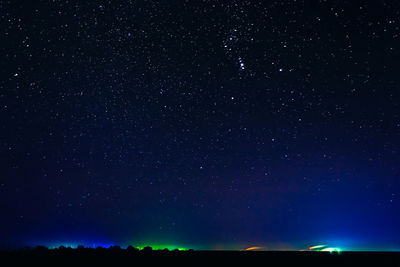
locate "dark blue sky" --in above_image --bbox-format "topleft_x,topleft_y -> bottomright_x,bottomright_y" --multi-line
1,0 -> 400,250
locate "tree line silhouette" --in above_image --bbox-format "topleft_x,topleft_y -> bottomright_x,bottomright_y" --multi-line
26,245 -> 194,253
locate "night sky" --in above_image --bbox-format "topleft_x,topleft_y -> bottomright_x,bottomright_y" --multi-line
1,0 -> 400,251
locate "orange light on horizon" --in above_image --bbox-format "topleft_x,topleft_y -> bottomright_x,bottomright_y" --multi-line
243,246 -> 263,251
308,245 -> 326,251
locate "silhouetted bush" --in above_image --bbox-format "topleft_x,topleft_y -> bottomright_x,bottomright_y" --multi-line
109,245 -> 121,251
142,246 -> 152,252
126,245 -> 139,252
35,246 -> 48,251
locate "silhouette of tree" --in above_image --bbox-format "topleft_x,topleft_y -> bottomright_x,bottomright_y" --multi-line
142,246 -> 152,252
127,245 -> 139,252
110,245 -> 121,251
35,246 -> 48,251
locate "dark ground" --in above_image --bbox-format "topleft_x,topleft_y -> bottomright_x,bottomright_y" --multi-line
1,249 -> 400,266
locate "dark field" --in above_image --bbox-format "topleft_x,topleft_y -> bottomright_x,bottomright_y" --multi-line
2,249 -> 400,266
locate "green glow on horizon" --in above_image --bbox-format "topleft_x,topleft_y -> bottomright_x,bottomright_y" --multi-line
321,247 -> 341,253
308,245 -> 341,253
133,244 -> 189,251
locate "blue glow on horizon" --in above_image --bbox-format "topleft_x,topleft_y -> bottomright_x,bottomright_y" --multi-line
30,240 -> 115,249
47,242 -> 115,249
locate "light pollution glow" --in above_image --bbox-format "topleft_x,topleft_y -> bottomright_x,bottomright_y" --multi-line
308,245 -> 341,253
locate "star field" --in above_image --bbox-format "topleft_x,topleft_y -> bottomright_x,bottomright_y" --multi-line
1,0 -> 400,250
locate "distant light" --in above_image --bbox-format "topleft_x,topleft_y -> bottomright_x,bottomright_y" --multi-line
321,247 -> 341,253
243,246 -> 263,251
309,245 -> 326,250
308,245 -> 342,253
